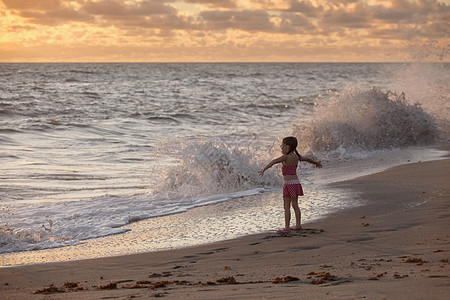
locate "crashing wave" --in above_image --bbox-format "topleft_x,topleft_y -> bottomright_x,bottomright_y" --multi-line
293,87 -> 439,158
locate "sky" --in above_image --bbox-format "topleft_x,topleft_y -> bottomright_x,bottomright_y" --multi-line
0,0 -> 449,62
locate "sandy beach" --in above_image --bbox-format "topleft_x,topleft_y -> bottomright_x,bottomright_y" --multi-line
1,158 -> 449,299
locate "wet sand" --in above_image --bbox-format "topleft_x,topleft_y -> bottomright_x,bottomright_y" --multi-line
1,159 -> 449,299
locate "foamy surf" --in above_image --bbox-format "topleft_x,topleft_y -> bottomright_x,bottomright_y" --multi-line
1,139 -> 280,254
0,187 -> 271,254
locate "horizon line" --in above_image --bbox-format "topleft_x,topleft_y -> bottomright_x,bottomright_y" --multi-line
1,61 -> 448,64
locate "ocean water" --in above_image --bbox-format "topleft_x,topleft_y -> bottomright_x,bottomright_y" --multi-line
1,63 -> 449,266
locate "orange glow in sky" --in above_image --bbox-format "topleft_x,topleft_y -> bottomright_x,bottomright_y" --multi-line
0,0 -> 449,62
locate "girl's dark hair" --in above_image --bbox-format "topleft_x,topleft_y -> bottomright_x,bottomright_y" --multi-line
283,136 -> 301,158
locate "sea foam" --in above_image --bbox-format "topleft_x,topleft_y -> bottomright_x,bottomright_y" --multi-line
293,87 -> 439,160
0,140 -> 276,254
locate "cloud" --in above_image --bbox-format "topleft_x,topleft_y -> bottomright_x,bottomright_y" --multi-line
19,9 -> 93,26
7,24 -> 36,31
366,0 -> 450,39
199,9 -> 275,32
372,0 -> 449,24
2,0 -> 92,25
423,21 -> 450,38
278,12 -> 317,34
1,0 -> 193,30
82,1 -> 198,31
83,0 -> 177,17
320,2 -> 373,29
1,0 -> 448,61
184,0 -> 238,9
122,14 -> 199,31
3,0 -> 448,36
286,0 -> 324,17
2,0 -> 64,11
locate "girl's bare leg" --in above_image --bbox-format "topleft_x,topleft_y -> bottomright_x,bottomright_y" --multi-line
291,197 -> 301,228
283,197 -> 292,229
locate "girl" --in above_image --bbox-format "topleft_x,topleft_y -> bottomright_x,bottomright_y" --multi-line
259,136 -> 322,233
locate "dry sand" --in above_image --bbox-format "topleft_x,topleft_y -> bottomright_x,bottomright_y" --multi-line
1,159 -> 449,299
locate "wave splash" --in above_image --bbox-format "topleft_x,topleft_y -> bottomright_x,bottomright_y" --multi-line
293,87 -> 440,160
0,140 -> 280,254
153,140 -> 281,199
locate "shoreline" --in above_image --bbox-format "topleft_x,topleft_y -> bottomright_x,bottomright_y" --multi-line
2,145 -> 447,267
1,159 -> 449,299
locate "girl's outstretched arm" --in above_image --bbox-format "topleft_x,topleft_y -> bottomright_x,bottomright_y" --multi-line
259,155 -> 287,176
300,156 -> 323,168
